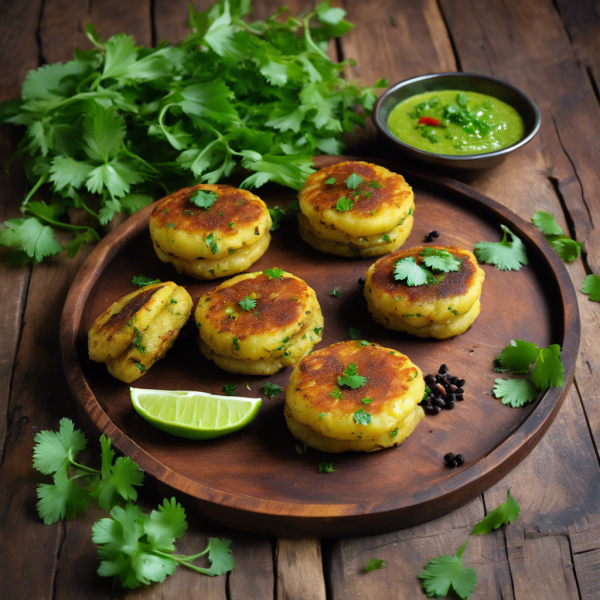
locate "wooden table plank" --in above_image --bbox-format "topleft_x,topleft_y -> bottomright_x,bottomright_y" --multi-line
276,538 -> 327,600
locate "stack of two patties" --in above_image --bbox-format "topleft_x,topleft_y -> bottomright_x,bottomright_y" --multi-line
298,161 -> 415,258
284,340 -> 425,453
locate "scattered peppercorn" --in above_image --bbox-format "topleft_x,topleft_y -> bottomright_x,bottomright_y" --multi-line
443,452 -> 465,468
358,276 -> 366,286
420,364 -> 467,415
425,230 -> 441,242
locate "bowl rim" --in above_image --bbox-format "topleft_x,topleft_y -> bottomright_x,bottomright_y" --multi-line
372,71 -> 541,163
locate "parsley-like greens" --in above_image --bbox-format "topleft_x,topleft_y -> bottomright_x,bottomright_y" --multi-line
531,211 -> 582,262
581,274 -> 600,301
261,382 -> 283,398
0,0 -> 385,264
324,177 -> 336,185
330,287 -> 342,298
349,327 -> 361,339
493,339 -> 565,407
264,267 -> 285,279
33,418 -> 144,524
222,384 -> 237,396
394,256 -> 434,286
365,558 -> 386,572
329,388 -> 344,399
268,206 -> 287,231
338,363 -> 367,389
336,197 -> 353,212
474,224 -> 528,271
420,490 -> 521,598
420,247 -> 462,272
238,296 -> 256,311
206,233 -> 219,254
353,409 -> 371,425
132,274 -> 161,287
345,172 -> 364,189
92,500 -> 234,588
295,444 -> 308,454
190,190 -> 218,210
318,462 -> 336,473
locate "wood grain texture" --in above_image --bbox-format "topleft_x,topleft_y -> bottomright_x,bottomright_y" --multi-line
276,538 -> 327,600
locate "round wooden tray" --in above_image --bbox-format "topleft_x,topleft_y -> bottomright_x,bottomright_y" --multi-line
60,156 -> 580,537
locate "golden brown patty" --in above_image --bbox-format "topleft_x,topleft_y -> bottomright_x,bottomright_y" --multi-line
195,270 -> 323,375
149,183 -> 271,278
285,341 -> 425,452
88,282 -> 192,382
364,245 -> 485,338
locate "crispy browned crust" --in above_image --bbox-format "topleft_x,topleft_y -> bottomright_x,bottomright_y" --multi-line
150,184 -> 265,237
300,161 -> 411,215
292,341 -> 417,417
369,245 -> 478,302
99,286 -> 166,336
202,273 -> 312,340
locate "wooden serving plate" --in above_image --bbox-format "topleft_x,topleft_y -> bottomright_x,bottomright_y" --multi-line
60,156 -> 580,537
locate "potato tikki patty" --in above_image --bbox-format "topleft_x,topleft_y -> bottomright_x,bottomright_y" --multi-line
285,341 -> 425,453
298,161 -> 414,257
195,269 -> 324,375
88,282 -> 192,383
364,245 -> 485,339
150,184 -> 272,279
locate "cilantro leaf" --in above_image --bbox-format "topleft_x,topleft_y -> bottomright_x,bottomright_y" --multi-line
353,409 -> 371,425
419,247 -> 462,272
336,197 -> 353,212
0,217 -> 63,263
365,558 -> 386,572
296,444 -> 308,454
222,384 -> 237,396
132,275 -> 161,287
261,382 -> 283,398
144,497 -> 188,552
496,340 -> 540,373
532,211 -> 582,262
530,344 -> 565,391
345,172 -> 364,190
493,378 -> 538,407
369,180 -> 383,189
324,177 -> 336,185
471,490 -> 521,535
33,417 -> 87,475
37,467 -> 91,525
264,267 -> 284,279
239,296 -> 256,311
330,287 -> 341,298
329,388 -> 344,399
349,327 -> 361,340
190,538 -> 236,576
90,435 -> 144,510
582,274 -> 600,301
338,363 -> 367,389
190,190 -> 218,210
268,205 -> 287,231
531,211 -> 563,236
393,256 -> 433,286
318,462 -> 336,473
474,224 -> 528,271
419,541 -> 477,600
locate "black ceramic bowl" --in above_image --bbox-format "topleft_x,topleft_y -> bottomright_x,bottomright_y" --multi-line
372,72 -> 541,169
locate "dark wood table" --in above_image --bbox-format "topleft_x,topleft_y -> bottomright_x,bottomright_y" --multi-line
2,1 -> 600,598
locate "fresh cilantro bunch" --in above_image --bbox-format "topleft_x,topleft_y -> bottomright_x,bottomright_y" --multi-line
92,500 -> 234,588
0,0 -> 385,264
493,339 -> 565,407
474,224 -> 528,271
531,211 -> 582,262
394,247 -> 462,286
33,418 -> 144,524
420,490 -> 520,599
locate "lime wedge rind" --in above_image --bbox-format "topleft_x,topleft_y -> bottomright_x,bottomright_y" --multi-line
130,387 -> 262,440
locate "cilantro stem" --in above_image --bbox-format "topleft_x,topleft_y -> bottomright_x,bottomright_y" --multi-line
302,14 -> 330,60
23,172 -> 49,205
71,188 -> 100,220
24,209 -> 99,236
68,458 -> 100,476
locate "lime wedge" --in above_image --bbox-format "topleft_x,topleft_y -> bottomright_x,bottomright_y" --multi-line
130,387 -> 262,440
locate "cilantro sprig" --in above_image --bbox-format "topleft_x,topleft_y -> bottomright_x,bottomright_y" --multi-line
261,381 -> 283,398
264,267 -> 285,279
132,274 -> 161,287
531,211 -> 582,262
474,225 -> 528,271
493,339 -> 565,407
238,296 -> 256,311
420,490 -> 520,598
394,247 -> 463,287
582,274 -> 600,301
0,0 -> 385,264
338,363 -> 367,389
33,418 -> 144,524
190,190 -> 218,210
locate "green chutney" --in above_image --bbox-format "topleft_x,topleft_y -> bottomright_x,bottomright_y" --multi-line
387,90 -> 525,155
